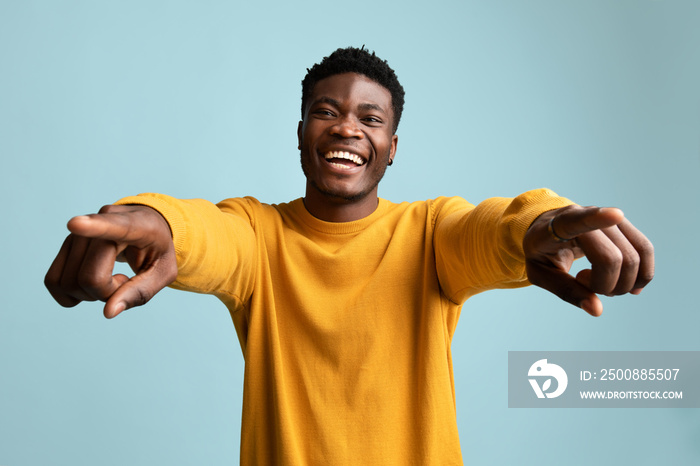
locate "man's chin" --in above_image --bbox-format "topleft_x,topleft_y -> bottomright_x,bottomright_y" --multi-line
320,188 -> 370,203
310,181 -> 375,204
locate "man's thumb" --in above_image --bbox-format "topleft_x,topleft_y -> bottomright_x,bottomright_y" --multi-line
102,270 -> 168,318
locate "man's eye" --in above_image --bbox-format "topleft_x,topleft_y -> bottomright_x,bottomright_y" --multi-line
314,109 -> 334,117
363,117 -> 382,124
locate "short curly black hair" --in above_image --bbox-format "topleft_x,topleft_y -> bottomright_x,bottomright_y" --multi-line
301,46 -> 405,134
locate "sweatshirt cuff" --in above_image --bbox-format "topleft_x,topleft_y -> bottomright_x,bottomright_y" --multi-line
501,188 -> 575,261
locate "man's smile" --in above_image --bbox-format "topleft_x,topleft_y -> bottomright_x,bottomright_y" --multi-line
322,150 -> 366,171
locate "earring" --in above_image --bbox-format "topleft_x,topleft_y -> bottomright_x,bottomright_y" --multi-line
388,158 -> 394,166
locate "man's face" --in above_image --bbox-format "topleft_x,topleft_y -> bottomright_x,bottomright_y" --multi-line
298,72 -> 398,205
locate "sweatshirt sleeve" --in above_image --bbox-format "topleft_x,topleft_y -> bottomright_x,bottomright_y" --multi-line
434,188 -> 573,304
114,193 -> 256,309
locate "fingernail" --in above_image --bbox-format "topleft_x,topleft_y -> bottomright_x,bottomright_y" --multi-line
599,207 -> 624,217
580,297 -> 602,317
631,288 -> 643,295
107,302 -> 126,319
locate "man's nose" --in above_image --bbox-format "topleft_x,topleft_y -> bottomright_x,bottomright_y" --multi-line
330,116 -> 364,139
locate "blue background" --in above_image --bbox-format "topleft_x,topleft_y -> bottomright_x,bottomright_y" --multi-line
1,0 -> 698,464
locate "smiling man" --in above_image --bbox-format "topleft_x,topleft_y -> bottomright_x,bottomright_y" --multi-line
299,71 -> 398,221
45,47 -> 654,464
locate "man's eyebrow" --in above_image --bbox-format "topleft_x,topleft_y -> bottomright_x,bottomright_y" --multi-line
312,96 -> 341,107
358,102 -> 386,114
311,97 -> 387,114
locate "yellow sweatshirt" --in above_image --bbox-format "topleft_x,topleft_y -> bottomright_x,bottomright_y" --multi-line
116,189 -> 571,465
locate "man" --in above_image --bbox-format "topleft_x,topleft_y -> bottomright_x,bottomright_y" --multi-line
45,47 -> 653,464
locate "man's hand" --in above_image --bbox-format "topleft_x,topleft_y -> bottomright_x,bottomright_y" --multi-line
523,205 -> 654,316
44,205 -> 178,319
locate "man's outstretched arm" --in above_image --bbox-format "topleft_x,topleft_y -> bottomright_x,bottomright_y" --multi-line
44,205 -> 178,319
524,205 -> 654,316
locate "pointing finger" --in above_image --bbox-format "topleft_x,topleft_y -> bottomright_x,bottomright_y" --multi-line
551,207 -> 625,241
67,213 -> 148,247
66,204 -> 170,249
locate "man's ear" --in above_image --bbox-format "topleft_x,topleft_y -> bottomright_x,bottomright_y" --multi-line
389,134 -> 398,164
297,121 -> 303,150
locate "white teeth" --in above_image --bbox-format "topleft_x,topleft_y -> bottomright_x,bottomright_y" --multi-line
324,151 -> 364,166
